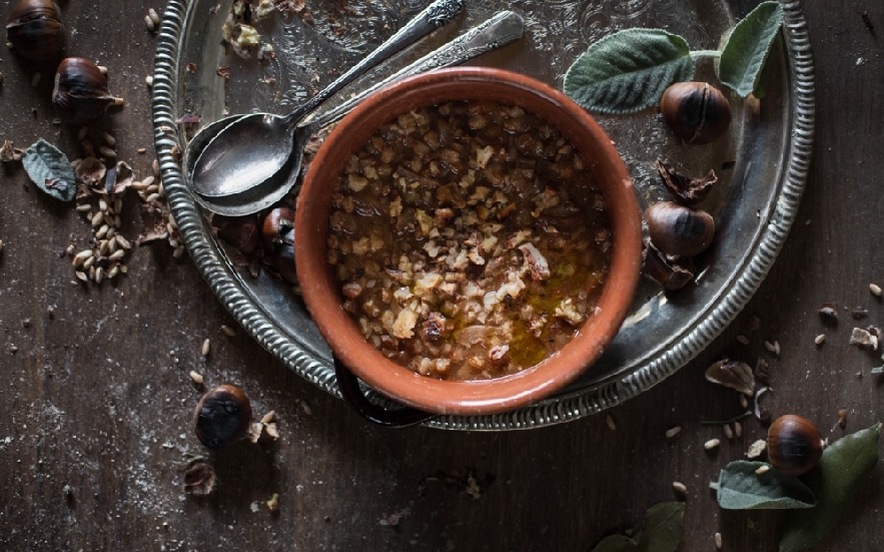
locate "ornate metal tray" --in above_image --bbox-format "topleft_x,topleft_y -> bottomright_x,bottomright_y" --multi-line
151,0 -> 814,430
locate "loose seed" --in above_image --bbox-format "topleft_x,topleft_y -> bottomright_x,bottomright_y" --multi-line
76,204 -> 92,213
189,370 -> 204,384
146,193 -> 161,203
97,65 -> 108,75
148,8 -> 161,25
740,394 -> 749,409
65,244 -> 75,256
91,211 -> 104,227
714,532 -> 723,550
672,481 -> 687,494
260,411 -> 276,424
755,465 -> 770,475
201,338 -> 211,357
114,198 -> 123,214
30,72 -> 41,88
99,198 -> 109,212
221,324 -> 237,337
75,270 -> 88,282
704,438 -> 721,450
115,235 -> 132,250
724,424 -> 734,439
665,426 -> 682,438
144,14 -> 155,32
746,439 -> 767,459
99,146 -> 116,158
108,249 -> 126,262
77,126 -> 89,141
764,340 -> 780,355
96,224 -> 109,240
82,255 -> 95,271
736,334 -> 750,345
605,414 -> 616,431
145,75 -> 154,87
73,249 -> 92,266
815,334 -> 826,346
152,160 -> 160,177
94,266 -> 104,284
871,283 -> 883,297
734,421 -> 743,438
101,131 -> 116,147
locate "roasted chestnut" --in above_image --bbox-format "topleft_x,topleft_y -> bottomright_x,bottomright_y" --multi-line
261,207 -> 297,284
194,384 -> 253,450
5,0 -> 63,62
646,201 -> 715,258
660,82 -> 732,145
213,213 -> 261,257
51,57 -> 118,125
767,414 -> 826,476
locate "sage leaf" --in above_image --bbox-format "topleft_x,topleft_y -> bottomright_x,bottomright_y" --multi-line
564,29 -> 695,115
710,460 -> 815,510
779,423 -> 881,552
22,139 -> 77,202
589,501 -> 685,552
718,1 -> 784,97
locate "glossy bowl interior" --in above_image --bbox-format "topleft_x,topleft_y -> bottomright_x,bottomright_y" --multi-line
295,67 -> 642,416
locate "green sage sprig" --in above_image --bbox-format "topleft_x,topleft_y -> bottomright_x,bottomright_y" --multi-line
563,1 -> 784,114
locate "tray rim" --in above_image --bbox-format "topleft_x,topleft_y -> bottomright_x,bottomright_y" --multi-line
151,0 -> 815,431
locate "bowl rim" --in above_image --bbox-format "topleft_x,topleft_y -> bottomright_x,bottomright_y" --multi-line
295,66 -> 642,416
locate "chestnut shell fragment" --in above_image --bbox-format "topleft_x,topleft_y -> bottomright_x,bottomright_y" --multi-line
656,159 -> 717,205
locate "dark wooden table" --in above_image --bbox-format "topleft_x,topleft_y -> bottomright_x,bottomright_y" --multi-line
1,1 -> 882,550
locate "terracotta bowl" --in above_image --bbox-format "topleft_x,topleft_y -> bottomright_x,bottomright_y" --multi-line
295,67 -> 642,417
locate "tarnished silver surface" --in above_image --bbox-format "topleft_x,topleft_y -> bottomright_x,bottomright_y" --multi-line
152,0 -> 815,430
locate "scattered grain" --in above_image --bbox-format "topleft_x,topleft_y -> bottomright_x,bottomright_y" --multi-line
101,131 -> 116,147
605,414 -> 616,431
814,334 -> 826,346
672,481 -> 687,495
298,399 -> 313,416
740,394 -> 748,409
755,465 -> 770,475
871,283 -> 883,297
763,340 -> 780,355
98,146 -> 116,158
736,334 -> 750,345
838,408 -> 847,430
145,75 -> 154,88
221,324 -> 237,337
704,438 -> 721,450
144,14 -> 155,32
189,370 -> 204,384
734,421 -> 743,438
724,424 -> 734,440
714,532 -> 723,550
200,338 -> 211,357
260,411 -> 276,424
665,426 -> 682,438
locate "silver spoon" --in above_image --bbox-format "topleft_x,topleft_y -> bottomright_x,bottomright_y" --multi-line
190,10 -> 526,217
186,0 -> 464,201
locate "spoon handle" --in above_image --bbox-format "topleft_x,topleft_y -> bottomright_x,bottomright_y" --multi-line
314,11 -> 526,129
284,0 -> 464,128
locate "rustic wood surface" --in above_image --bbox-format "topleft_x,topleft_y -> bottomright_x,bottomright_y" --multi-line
1,1 -> 882,550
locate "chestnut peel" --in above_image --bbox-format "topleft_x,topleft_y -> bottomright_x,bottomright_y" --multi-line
194,384 -> 253,449
646,201 -> 715,258
643,239 -> 696,291
660,82 -> 732,145
52,57 -> 117,125
6,0 -> 63,62
767,414 -> 825,476
656,159 -> 717,205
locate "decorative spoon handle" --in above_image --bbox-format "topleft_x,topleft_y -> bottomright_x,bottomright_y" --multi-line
314,11 -> 526,128
283,0 -> 465,129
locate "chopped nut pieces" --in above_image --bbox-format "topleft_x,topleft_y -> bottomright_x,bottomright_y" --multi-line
850,327 -> 878,350
266,493 -> 280,512
705,358 -> 755,396
818,302 -> 838,322
328,99 -> 612,380
746,439 -> 767,459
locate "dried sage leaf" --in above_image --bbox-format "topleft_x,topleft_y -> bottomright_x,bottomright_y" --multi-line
564,29 -> 694,115
590,502 -> 685,552
710,460 -> 815,510
22,139 -> 77,202
779,423 -> 881,552
718,2 -> 784,97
